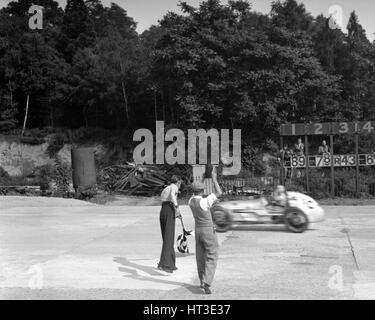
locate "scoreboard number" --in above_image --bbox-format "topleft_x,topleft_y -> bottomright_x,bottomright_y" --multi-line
341,155 -> 348,166
323,153 -> 331,166
315,156 -> 323,167
339,122 -> 349,134
362,121 -> 374,133
348,155 -> 356,166
285,154 -> 375,168
291,124 -> 295,135
359,154 -> 367,165
281,121 -> 375,136
291,155 -> 306,168
367,154 -> 375,165
315,123 -> 323,135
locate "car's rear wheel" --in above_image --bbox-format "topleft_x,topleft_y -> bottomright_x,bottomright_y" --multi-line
284,208 -> 309,233
211,207 -> 231,232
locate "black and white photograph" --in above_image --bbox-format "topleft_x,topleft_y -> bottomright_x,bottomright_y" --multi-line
1,0 -> 375,307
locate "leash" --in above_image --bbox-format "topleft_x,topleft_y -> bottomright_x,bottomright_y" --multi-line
178,215 -> 192,236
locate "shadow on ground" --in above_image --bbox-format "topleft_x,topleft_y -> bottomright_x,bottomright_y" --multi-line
113,257 -> 203,295
230,225 -> 289,232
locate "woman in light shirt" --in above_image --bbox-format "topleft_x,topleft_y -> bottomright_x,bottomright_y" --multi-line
158,175 -> 182,273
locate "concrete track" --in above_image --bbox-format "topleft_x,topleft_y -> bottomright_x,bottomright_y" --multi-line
1,196 -> 375,299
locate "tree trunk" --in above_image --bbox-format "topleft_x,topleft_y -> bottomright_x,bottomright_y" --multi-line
50,101 -> 54,128
121,80 -> 129,127
161,90 -> 166,121
119,60 -> 130,128
8,81 -> 13,108
49,87 -> 54,128
168,83 -> 174,123
154,90 -> 158,121
83,105 -> 88,128
21,94 -> 30,136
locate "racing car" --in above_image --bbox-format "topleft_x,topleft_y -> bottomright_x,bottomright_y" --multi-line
210,188 -> 325,233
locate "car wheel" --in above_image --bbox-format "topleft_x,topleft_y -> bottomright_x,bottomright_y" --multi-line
284,208 -> 309,233
211,207 -> 231,232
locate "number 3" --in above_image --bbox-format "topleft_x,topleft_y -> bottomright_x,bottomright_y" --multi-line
339,122 -> 348,133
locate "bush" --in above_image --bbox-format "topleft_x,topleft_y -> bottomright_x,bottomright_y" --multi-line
67,127 -> 116,144
76,185 -> 97,200
20,136 -> 45,145
37,165 -> 53,191
242,144 -> 268,175
19,128 -> 58,145
53,158 -> 71,197
36,158 -> 71,197
46,133 -> 67,158
0,166 -> 9,180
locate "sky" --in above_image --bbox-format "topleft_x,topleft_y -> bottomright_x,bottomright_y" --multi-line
1,0 -> 375,41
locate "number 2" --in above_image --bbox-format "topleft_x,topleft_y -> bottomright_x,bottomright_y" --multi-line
315,123 -> 323,134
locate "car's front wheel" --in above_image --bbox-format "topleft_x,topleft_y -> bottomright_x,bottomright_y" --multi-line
211,207 -> 232,232
284,208 -> 309,233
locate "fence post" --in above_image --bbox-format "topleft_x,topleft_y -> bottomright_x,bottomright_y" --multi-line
280,136 -> 284,185
330,135 -> 335,198
305,135 -> 309,193
355,133 -> 359,198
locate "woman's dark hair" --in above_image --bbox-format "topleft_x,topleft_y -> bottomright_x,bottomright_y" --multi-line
170,175 -> 181,184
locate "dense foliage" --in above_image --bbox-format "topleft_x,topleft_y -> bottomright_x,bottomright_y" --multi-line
1,0 -> 375,145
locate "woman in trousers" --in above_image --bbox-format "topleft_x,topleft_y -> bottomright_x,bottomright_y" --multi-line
158,175 -> 182,273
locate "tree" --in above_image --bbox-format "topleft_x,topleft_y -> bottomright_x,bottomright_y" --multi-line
345,11 -> 375,120
151,0 -> 340,142
270,0 -> 313,31
14,32 -> 69,129
65,2 -> 140,130
0,10 -> 21,131
59,0 -> 95,61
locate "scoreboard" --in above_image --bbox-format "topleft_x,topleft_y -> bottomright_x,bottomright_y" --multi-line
280,121 -> 375,136
285,154 -> 375,168
280,121 -> 375,196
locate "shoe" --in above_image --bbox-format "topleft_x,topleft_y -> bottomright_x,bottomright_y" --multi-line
163,268 -> 173,274
172,266 -> 178,271
203,284 -> 212,294
157,265 -> 173,273
200,281 -> 204,288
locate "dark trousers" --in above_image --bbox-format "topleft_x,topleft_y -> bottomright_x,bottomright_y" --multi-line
158,202 -> 176,270
195,226 -> 219,286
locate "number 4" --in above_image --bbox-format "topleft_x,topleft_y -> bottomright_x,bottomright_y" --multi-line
363,121 -> 374,133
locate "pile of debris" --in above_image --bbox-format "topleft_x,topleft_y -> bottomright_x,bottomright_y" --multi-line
98,163 -> 191,196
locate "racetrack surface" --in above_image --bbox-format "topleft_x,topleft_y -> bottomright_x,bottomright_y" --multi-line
1,196 -> 375,300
